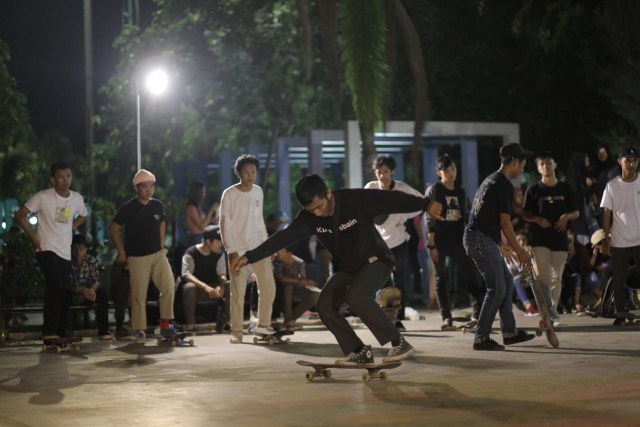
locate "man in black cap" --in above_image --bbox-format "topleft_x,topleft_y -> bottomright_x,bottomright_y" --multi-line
600,145 -> 640,321
464,143 -> 536,350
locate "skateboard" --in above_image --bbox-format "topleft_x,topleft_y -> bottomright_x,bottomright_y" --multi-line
42,336 -> 82,353
156,332 -> 195,347
297,359 -> 401,382
252,330 -> 293,345
454,319 -> 477,333
525,253 -> 560,348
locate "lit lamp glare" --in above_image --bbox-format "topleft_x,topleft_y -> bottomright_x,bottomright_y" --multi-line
145,69 -> 168,95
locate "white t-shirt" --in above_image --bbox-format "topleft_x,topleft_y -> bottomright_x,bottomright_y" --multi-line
219,185 -> 268,255
25,188 -> 88,260
600,176 -> 640,248
363,180 -> 423,249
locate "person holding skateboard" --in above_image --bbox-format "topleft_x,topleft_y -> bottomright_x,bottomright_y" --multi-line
230,174 -> 443,364
109,169 -> 177,341
14,161 -> 87,340
600,145 -> 640,322
464,143 -> 536,350
220,154 -> 277,343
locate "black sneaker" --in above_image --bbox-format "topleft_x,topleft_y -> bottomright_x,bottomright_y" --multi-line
503,329 -> 535,346
336,345 -> 374,365
395,320 -> 406,332
383,336 -> 415,363
473,337 -> 505,351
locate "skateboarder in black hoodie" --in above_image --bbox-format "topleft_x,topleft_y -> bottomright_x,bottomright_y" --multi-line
231,174 -> 442,365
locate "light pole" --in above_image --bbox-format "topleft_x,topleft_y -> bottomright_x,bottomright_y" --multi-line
136,68 -> 169,170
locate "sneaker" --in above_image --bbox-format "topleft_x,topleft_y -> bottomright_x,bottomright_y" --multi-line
161,324 -> 181,338
252,325 -> 276,336
283,321 -> 303,331
229,332 -> 243,344
524,306 -> 539,316
383,336 -> 415,363
336,345 -> 374,365
99,331 -> 114,341
395,320 -> 407,332
441,318 -> 456,331
552,316 -> 562,327
473,337 -> 505,351
503,330 -> 535,345
135,330 -> 146,342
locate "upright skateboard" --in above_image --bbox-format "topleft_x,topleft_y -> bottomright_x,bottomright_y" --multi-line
526,253 -> 560,348
377,286 -> 401,321
252,329 -> 293,345
156,332 -> 195,347
297,359 -> 401,382
42,336 -> 82,353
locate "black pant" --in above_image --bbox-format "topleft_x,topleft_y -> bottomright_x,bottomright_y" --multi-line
36,251 -> 71,336
610,246 -> 640,313
434,244 -> 484,320
316,262 -> 399,355
110,261 -> 131,332
71,287 -> 110,335
388,242 -> 409,320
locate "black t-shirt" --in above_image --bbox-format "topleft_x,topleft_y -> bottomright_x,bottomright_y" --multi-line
245,189 -> 430,273
466,172 -> 513,243
425,182 -> 468,250
181,245 -> 224,285
112,198 -> 165,257
523,181 -> 577,251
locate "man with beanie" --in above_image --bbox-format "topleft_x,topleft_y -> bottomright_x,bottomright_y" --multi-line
109,169 -> 177,341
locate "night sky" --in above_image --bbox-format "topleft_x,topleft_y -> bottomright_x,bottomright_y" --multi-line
0,0 -> 155,152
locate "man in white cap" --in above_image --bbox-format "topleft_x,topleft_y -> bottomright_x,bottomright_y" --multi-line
109,169 -> 177,340
601,145 -> 640,322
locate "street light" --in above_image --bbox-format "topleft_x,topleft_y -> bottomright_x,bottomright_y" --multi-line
136,68 -> 169,170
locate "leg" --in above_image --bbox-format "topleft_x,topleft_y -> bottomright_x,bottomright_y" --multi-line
229,266 -> 250,334
512,276 -> 532,307
94,287 -> 110,335
549,251 -> 569,312
532,247 -> 555,316
126,255 -> 153,331
416,248 -> 430,304
344,262 -> 400,347
610,247 -> 631,314
497,260 -> 517,334
282,282 -> 294,323
251,258 -> 276,327
433,250 -> 452,321
291,286 -> 319,320
150,250 -> 175,321
182,282 -> 198,327
451,244 -> 484,319
316,271 -> 360,355
391,242 -> 409,320
35,251 -> 69,337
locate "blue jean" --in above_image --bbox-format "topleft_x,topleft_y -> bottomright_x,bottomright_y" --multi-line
416,247 -> 430,303
463,229 -> 516,341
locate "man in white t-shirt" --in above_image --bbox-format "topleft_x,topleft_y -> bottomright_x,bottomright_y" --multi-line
14,161 -> 87,339
220,154 -> 276,343
600,145 -> 640,321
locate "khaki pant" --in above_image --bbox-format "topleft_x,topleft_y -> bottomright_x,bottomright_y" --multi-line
229,257 -> 275,333
532,247 -> 568,316
127,249 -> 175,331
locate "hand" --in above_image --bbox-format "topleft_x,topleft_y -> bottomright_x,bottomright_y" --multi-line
117,251 -> 127,264
536,217 -> 552,228
31,237 -> 42,252
301,278 -> 317,288
430,247 -> 439,263
230,255 -> 248,275
554,214 -> 569,232
499,245 -> 518,264
425,200 -> 444,221
82,288 -> 96,302
208,202 -> 220,216
602,238 -> 611,256
206,285 -> 222,299
517,248 -> 530,266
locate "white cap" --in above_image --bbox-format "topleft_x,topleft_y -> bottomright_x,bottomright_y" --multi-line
132,169 -> 156,186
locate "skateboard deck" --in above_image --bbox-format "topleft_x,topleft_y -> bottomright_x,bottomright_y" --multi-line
377,287 -> 401,321
454,319 -> 477,333
156,331 -> 195,347
297,359 -> 401,382
526,254 -> 560,348
252,330 -> 293,345
42,336 -> 82,353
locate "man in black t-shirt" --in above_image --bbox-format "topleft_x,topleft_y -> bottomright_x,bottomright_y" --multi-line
464,143 -> 536,351
523,152 -> 579,324
109,169 -> 177,341
179,225 -> 227,331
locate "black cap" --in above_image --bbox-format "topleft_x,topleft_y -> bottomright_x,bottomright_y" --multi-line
619,145 -> 640,159
203,225 -> 221,242
499,143 -> 533,158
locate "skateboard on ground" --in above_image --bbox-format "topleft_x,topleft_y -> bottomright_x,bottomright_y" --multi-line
156,332 -> 195,347
252,329 -> 293,345
454,319 -> 477,333
526,253 -> 560,348
297,359 -> 401,382
42,336 -> 82,353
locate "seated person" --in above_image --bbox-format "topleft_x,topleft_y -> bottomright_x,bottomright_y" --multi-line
179,225 -> 227,331
507,232 -> 538,316
70,234 -> 112,340
272,246 -> 319,331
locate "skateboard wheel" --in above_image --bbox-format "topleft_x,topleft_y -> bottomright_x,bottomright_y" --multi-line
189,339 -> 195,346
535,330 -> 542,337
157,338 -> 162,345
285,338 -> 291,344
380,372 -> 388,380
323,369 -> 332,379
362,373 -> 371,382
305,372 -> 314,381
253,337 -> 259,344
171,340 -> 177,347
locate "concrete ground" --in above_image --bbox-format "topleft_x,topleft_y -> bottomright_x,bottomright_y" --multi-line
0,309 -> 639,427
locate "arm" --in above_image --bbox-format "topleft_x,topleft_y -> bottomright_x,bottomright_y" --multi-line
554,209 -> 579,232
160,221 -> 166,248
72,215 -> 86,230
522,211 -> 552,228
500,213 -> 529,265
602,208 -> 612,255
109,222 -> 127,263
13,206 -> 40,251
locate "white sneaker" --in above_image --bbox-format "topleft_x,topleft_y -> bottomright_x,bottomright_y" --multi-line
552,316 -> 561,327
251,325 -> 276,336
229,332 -> 243,344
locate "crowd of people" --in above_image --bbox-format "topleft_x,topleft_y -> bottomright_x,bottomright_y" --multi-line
11,142 -> 640,362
